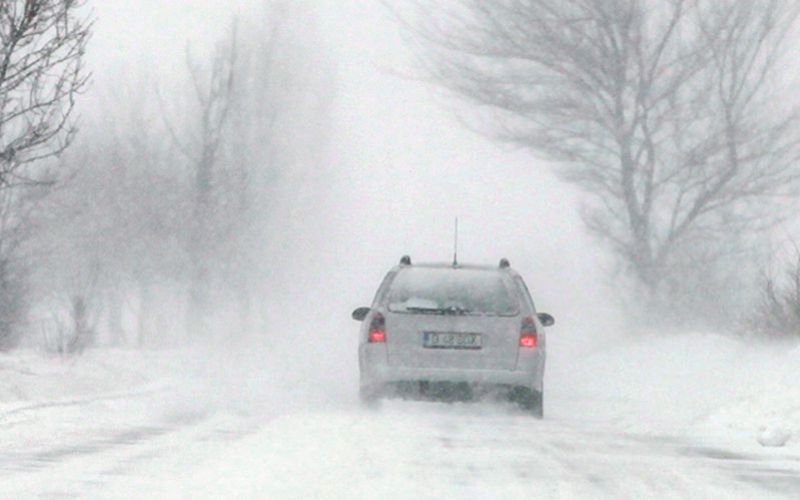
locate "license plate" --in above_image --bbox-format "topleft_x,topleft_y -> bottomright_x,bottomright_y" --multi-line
423,332 -> 482,349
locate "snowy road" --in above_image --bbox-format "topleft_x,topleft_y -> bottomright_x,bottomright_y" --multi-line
3,334 -> 800,498
3,390 -> 800,499
0,387 -> 242,496
177,399 -> 800,499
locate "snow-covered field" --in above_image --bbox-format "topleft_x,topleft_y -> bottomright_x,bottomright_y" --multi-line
2,332 -> 800,498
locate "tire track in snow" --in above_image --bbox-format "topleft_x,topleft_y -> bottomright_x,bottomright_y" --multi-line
177,401 -> 800,499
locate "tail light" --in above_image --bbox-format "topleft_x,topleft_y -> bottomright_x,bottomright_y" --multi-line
368,312 -> 386,343
519,316 -> 538,348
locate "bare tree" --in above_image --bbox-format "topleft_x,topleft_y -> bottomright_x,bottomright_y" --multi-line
159,8 -> 332,340
405,0 -> 800,320
0,0 -> 90,348
0,0 -> 90,187
30,86 -> 193,349
160,25 -> 238,338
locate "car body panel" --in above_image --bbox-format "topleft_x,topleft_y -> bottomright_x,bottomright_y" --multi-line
384,312 -> 521,370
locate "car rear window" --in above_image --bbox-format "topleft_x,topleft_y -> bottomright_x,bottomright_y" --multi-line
387,267 -> 519,316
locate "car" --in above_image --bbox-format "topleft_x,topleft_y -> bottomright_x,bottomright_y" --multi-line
352,256 -> 554,417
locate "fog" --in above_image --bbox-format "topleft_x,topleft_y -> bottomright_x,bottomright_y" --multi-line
3,1 -> 800,497
83,1 -> 621,379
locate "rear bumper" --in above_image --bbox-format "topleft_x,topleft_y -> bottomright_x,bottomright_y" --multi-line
359,345 -> 545,392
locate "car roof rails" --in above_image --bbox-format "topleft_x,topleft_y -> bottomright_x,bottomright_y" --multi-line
400,255 -> 412,266
499,258 -> 510,269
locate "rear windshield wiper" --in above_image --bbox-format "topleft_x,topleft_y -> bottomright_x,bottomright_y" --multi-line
405,306 -> 474,315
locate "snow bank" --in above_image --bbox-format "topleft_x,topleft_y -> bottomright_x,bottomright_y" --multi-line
549,331 -> 800,447
0,349 -> 172,407
694,343 -> 800,448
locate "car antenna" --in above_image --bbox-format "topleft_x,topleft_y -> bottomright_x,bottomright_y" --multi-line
452,216 -> 459,267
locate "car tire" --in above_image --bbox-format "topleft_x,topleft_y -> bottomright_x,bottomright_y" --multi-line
512,386 -> 543,419
359,384 -> 382,409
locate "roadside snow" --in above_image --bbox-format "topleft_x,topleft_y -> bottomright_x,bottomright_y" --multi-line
549,332 -> 800,448
0,349 -> 172,411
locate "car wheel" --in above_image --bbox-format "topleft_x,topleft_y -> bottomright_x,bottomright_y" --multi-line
359,384 -> 382,409
512,386 -> 543,418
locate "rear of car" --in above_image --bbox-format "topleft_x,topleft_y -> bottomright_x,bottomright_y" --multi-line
353,257 -> 552,417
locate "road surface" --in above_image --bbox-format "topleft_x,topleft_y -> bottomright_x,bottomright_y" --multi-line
2,385 -> 799,499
